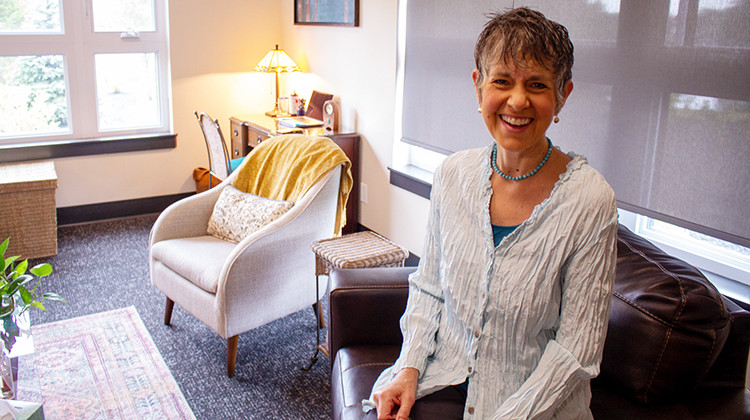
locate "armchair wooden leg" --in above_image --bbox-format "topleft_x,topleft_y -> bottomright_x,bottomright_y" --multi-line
227,335 -> 239,377
164,297 -> 175,325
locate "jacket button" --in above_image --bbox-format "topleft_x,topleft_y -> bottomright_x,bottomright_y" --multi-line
468,366 -> 473,373
474,330 -> 480,338
468,407 -> 475,415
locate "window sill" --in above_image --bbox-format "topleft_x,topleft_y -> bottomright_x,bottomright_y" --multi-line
0,133 -> 177,164
388,164 -> 433,200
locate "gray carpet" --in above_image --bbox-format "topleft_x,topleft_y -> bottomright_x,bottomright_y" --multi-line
28,214 -> 332,419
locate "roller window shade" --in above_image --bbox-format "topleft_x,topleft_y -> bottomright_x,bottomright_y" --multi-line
400,0 -> 750,247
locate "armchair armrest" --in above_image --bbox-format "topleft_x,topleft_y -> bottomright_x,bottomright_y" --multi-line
328,267 -> 415,366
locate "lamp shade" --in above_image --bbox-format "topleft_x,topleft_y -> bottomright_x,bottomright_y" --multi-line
255,45 -> 300,73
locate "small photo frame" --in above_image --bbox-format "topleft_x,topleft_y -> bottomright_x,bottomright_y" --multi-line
294,0 -> 359,27
306,91 -> 334,120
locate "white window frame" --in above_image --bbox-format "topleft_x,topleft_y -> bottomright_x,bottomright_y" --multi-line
0,0 -> 171,145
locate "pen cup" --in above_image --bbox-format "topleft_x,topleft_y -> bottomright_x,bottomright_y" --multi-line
278,97 -> 289,115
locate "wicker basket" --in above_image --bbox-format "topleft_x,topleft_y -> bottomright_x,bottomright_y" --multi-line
0,161 -> 58,259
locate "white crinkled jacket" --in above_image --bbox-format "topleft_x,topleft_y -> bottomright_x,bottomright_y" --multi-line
364,143 -> 618,419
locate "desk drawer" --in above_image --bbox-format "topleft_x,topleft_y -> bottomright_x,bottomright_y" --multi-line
230,119 -> 249,157
247,125 -> 271,148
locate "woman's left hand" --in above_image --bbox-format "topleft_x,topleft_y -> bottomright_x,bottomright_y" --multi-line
372,367 -> 419,420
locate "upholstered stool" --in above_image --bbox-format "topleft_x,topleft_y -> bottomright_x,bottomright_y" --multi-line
312,231 -> 410,276
302,231 -> 409,370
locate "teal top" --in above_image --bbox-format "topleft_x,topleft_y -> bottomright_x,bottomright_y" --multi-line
492,224 -> 519,247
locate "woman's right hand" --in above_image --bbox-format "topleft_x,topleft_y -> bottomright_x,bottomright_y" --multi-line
372,367 -> 419,420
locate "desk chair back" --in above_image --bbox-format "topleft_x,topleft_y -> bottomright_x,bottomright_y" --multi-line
195,111 -> 231,187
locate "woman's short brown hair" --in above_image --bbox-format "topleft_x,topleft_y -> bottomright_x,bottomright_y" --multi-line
474,8 -> 574,109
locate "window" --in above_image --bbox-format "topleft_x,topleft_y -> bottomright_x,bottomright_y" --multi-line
0,0 -> 170,145
635,216 -> 750,282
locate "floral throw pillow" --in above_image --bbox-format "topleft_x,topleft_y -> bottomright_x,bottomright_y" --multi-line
207,185 -> 294,243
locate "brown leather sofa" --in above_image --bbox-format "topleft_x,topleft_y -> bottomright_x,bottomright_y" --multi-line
329,225 -> 750,419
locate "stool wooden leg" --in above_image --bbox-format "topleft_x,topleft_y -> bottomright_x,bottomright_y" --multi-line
164,297 -> 174,326
312,301 -> 325,329
227,335 -> 238,377
302,273 -> 324,371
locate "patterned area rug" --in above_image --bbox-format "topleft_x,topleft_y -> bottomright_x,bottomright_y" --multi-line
17,306 -> 195,419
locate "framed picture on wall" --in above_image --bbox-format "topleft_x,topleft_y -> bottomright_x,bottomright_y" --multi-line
294,0 -> 359,27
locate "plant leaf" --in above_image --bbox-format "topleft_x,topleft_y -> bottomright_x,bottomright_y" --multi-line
12,274 -> 33,288
30,263 -> 52,277
0,238 -> 8,259
19,275 -> 34,286
18,285 -> 33,305
6,274 -> 29,296
6,276 -> 22,295
41,293 -> 67,304
15,259 -> 28,276
3,256 -> 18,271
30,302 -> 46,311
0,298 -> 14,318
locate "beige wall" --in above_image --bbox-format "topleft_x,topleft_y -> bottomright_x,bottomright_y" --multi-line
279,1 -> 430,254
51,0 -> 430,256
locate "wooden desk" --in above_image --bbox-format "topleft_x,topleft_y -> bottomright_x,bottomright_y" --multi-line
229,114 -> 360,234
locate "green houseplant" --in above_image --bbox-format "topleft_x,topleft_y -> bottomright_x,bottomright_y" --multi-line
0,237 -> 66,321
0,237 -> 66,399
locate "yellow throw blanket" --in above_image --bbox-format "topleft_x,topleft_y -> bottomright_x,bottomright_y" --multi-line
232,134 -> 353,236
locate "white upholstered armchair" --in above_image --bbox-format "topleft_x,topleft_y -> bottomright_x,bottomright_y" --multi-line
149,135 -> 349,377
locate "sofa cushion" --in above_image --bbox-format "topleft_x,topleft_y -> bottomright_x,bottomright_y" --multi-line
599,225 -> 732,403
331,345 -> 466,420
207,185 -> 293,243
590,381 -> 750,419
332,345 -> 399,420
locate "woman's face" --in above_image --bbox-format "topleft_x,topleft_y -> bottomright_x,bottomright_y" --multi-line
473,58 -> 572,153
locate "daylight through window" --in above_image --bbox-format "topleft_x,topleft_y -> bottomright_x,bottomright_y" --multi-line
0,0 -> 170,144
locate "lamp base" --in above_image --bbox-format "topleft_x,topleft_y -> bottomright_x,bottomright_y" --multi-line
265,110 -> 282,117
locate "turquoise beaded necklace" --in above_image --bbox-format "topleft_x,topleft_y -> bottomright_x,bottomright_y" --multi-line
491,138 -> 552,181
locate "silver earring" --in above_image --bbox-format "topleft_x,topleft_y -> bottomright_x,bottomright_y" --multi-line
478,107 -> 482,114
553,116 -> 560,124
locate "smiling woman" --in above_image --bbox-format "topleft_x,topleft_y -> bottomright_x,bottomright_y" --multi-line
369,8 -> 619,419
